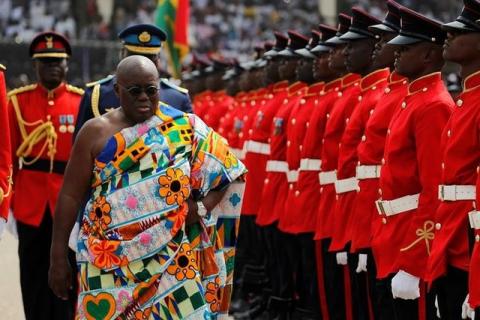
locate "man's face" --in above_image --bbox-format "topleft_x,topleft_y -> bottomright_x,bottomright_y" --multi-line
296,58 -> 314,82
239,71 -> 251,91
328,44 -> 347,72
345,38 -> 375,74
115,70 -> 159,124
443,30 -> 480,64
372,32 -> 396,69
394,42 -> 428,79
34,58 -> 68,86
314,52 -> 336,80
265,58 -> 280,83
279,56 -> 300,81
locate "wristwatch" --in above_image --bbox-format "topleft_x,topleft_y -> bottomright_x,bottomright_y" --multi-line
197,201 -> 208,217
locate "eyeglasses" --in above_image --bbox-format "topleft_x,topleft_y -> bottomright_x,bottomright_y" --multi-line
117,83 -> 159,97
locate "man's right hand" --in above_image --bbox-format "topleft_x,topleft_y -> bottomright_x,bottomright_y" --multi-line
48,256 -> 73,300
185,198 -> 201,225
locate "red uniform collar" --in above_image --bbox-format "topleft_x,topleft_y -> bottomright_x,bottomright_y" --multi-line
38,82 -> 66,99
341,73 -> 361,89
407,72 -> 442,96
306,81 -> 325,96
273,80 -> 289,92
388,72 -> 408,90
324,78 -> 343,92
288,81 -> 308,97
360,68 -> 390,92
463,69 -> 480,93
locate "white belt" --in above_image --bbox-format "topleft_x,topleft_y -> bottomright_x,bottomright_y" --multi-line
244,140 -> 270,155
438,185 -> 476,201
334,177 -> 359,194
356,165 -> 381,180
266,160 -> 289,173
287,170 -> 299,183
468,211 -> 480,229
319,170 -> 336,185
375,193 -> 420,217
299,159 -> 322,171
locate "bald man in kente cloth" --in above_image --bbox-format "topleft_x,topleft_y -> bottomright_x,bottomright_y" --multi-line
48,55 -> 247,319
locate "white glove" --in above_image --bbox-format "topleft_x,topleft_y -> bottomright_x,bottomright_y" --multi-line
0,217 -> 5,239
336,252 -> 348,265
68,221 -> 80,252
356,253 -> 368,273
6,209 -> 17,239
391,270 -> 420,300
435,295 -> 440,318
462,294 -> 475,319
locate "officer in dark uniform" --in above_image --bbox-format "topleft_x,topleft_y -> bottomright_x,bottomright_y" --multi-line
75,24 -> 192,135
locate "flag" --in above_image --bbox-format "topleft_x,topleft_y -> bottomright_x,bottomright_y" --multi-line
155,0 -> 190,78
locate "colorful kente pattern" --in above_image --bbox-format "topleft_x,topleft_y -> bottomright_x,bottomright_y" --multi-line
74,103 -> 246,319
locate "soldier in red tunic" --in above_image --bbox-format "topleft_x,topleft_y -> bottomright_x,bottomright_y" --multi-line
8,32 -> 83,320
327,8 -> 389,320
431,0 -> 480,318
313,12 -> 363,320
374,7 -> 453,319
348,2 -> 409,318
231,32 -> 291,318
0,64 -> 11,234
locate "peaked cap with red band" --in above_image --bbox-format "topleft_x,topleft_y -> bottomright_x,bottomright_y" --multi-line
29,31 -> 71,59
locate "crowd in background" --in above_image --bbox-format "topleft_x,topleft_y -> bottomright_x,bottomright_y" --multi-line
0,0 -> 463,89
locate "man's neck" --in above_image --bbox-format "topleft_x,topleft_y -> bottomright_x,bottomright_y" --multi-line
460,61 -> 480,81
40,81 -> 62,91
408,67 -> 441,83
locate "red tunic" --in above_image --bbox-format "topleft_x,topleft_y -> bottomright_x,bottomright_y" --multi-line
0,68 -> 11,220
8,83 -> 83,226
427,71 -> 480,283
350,72 -> 408,253
193,90 -> 212,119
242,82 -> 288,216
373,72 -> 453,279
290,78 -> 343,233
228,92 -> 248,152
279,82 -> 325,233
204,90 -> 234,132
314,73 -> 361,240
329,68 -> 390,252
256,82 -> 308,226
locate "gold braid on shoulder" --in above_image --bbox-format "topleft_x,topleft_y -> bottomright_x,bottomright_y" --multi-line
9,94 -> 57,173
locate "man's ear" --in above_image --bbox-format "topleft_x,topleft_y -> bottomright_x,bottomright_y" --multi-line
113,83 -> 120,97
424,44 -> 444,65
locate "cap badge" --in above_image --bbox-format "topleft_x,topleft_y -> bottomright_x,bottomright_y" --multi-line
138,31 -> 151,43
45,36 -> 53,49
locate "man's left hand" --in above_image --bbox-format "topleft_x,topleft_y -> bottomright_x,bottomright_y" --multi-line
185,198 -> 201,225
391,270 -> 420,300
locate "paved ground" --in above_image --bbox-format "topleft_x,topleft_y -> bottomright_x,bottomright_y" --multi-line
0,232 -> 24,320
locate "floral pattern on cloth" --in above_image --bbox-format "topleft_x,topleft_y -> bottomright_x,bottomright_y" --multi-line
74,103 -> 246,319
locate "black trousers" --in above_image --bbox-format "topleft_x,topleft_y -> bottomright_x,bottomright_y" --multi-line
234,215 -> 266,294
17,210 -> 77,320
262,223 -> 282,298
377,274 -> 438,320
433,265 -> 468,320
348,250 -> 376,320
375,276 -> 396,320
295,232 -> 321,317
279,231 -> 298,301
317,239 -> 346,320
